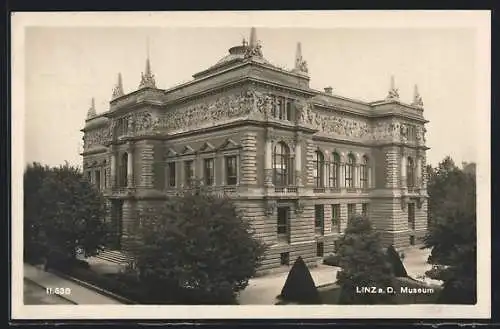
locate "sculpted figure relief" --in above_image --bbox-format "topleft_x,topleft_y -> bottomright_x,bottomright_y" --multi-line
160,91 -> 253,131
83,127 -> 112,149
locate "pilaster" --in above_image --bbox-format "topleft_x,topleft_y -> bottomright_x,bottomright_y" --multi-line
240,132 -> 258,186
136,140 -> 155,189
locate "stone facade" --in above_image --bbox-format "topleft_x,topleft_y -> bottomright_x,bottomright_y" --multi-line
81,29 -> 429,274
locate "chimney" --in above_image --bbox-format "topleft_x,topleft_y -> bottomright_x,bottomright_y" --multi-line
324,86 -> 333,95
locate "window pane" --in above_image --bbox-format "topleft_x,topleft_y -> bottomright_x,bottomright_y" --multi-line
225,156 -> 237,185
204,158 -> 214,186
184,160 -> 194,186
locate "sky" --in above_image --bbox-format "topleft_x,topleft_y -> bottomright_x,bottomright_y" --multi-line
22,21 -> 481,168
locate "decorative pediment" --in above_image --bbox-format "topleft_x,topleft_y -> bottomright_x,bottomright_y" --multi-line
165,148 -> 178,159
199,142 -> 216,153
181,145 -> 196,155
218,138 -> 240,151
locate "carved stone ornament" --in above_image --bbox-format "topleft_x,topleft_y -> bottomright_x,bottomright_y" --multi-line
400,197 -> 409,211
83,127 -> 112,149
266,200 -> 277,216
416,196 -> 425,209
295,199 -> 305,214
159,91 -> 255,132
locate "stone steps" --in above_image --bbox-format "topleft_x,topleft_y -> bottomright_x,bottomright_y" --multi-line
95,249 -> 132,265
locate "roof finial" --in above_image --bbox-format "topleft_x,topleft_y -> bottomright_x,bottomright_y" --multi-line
244,27 -> 263,59
112,73 -> 124,99
412,84 -> 424,107
294,42 -> 308,73
87,97 -> 97,119
386,75 -> 400,101
249,27 -> 257,48
139,37 -> 156,89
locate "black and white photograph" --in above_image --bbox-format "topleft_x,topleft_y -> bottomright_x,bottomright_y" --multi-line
11,10 -> 490,319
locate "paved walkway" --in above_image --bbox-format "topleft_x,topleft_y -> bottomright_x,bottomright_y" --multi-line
24,263 -> 122,305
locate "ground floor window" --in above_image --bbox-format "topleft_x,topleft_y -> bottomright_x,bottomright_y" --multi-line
277,206 -> 290,243
316,242 -> 324,257
280,252 -> 290,266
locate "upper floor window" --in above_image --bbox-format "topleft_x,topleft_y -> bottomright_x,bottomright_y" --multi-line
225,155 -> 238,186
184,160 -> 194,187
204,158 -> 215,186
330,152 -> 340,188
345,154 -> 355,188
167,162 -> 176,187
360,155 -> 369,189
273,142 -> 293,186
95,169 -> 101,190
313,150 -> 325,188
407,157 -> 415,187
119,153 -> 128,187
272,96 -> 292,121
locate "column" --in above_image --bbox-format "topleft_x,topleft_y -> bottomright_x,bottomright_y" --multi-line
339,155 -> 345,189
127,143 -> 134,188
416,156 -> 422,188
110,147 -> 117,188
264,139 -> 273,186
400,154 -> 407,188
368,166 -> 373,189
295,141 -> 302,186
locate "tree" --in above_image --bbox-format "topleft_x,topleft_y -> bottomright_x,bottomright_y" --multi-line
130,187 -> 267,304
279,256 -> 321,304
424,157 -> 476,265
336,216 -> 395,304
424,156 -> 476,304
23,162 -> 109,266
24,162 -> 51,263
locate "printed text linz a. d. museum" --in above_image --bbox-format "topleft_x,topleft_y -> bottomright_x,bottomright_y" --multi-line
81,28 -> 429,274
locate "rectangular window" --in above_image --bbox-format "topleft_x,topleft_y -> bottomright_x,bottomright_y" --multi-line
329,162 -> 339,188
167,162 -> 176,187
87,171 -> 92,182
280,252 -> 290,266
286,100 -> 292,121
331,204 -> 340,233
103,168 -> 107,188
347,203 -> 356,221
225,155 -> 238,185
203,158 -> 215,186
184,160 -> 194,187
315,205 -> 324,235
362,203 -> 369,217
277,206 -> 290,242
95,170 -> 101,190
360,164 -> 368,188
345,164 -> 353,188
316,242 -> 324,257
408,203 -> 416,230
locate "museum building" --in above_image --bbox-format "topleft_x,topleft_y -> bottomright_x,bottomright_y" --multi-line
81,28 -> 429,273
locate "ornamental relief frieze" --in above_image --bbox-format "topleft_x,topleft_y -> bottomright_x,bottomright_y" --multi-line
83,127 -> 112,150
159,91 -> 256,132
295,99 -> 371,140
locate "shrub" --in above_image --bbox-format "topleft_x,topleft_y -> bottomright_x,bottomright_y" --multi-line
130,187 -> 267,304
386,245 -> 409,277
336,216 -> 395,304
323,254 -> 340,267
279,256 -> 321,304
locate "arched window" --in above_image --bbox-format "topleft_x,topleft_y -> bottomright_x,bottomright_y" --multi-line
273,142 -> 292,186
313,150 -> 325,187
345,154 -> 355,188
330,152 -> 340,188
360,155 -> 369,189
120,153 -> 128,187
407,157 -> 415,187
